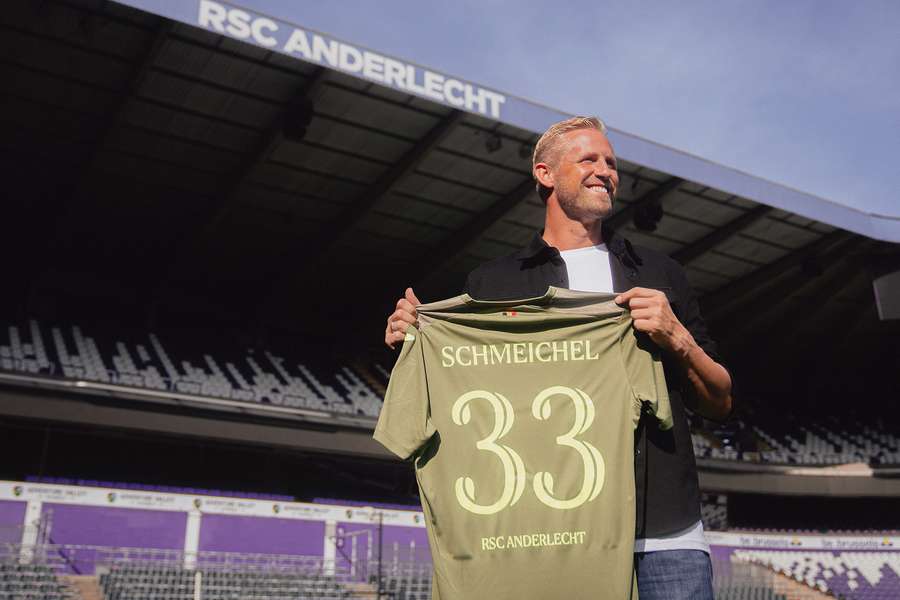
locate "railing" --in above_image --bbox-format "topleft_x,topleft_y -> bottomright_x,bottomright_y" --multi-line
1,541 -> 435,599
0,369 -> 379,430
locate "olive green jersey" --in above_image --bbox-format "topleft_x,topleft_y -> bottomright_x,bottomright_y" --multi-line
374,287 -> 672,600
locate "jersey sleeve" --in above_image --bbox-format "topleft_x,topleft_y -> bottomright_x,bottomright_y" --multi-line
618,324 -> 673,431
373,327 -> 435,459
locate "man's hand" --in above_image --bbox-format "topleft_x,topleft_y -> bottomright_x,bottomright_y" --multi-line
616,286 -> 733,420
615,287 -> 697,359
385,287 -> 421,349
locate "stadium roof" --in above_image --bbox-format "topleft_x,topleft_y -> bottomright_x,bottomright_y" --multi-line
114,0 -> 900,245
3,0 -> 897,405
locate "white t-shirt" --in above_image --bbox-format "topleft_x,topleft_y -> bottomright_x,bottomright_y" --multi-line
559,243 -> 710,555
559,244 -> 614,293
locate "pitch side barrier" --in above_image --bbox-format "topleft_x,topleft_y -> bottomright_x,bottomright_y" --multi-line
697,459 -> 900,497
706,531 -> 899,552
1,480 -> 427,576
107,0 -> 900,241
4,480 -> 897,583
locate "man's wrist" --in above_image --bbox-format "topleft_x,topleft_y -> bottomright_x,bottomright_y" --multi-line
670,326 -> 699,362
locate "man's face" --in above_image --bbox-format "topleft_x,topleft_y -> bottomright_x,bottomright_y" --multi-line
547,129 -> 619,221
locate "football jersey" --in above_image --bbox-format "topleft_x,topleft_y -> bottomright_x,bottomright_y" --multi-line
374,287 -> 672,600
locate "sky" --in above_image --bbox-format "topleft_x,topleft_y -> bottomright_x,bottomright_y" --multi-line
237,0 -> 900,217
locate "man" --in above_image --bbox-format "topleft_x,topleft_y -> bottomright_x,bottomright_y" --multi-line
384,116 -> 733,600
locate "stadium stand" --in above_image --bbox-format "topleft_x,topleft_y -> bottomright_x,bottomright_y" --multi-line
99,563 -> 349,600
0,547 -> 78,599
701,493 -> 730,531
5,318 -> 899,466
692,417 -> 900,466
711,558 -> 790,600
0,320 -> 382,419
733,549 -> 900,600
4,542 -> 359,600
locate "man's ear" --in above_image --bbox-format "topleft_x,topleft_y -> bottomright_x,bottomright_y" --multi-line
533,162 -> 554,189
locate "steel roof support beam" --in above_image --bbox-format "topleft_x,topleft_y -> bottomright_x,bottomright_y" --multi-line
309,109 -> 465,257
148,68 -> 328,316
188,67 -> 329,241
25,18 -> 172,310
701,229 -> 851,322
720,236 -> 871,345
672,205 -> 773,266
604,177 -> 683,231
252,109 -> 465,322
331,176 -> 535,342
413,178 -> 537,286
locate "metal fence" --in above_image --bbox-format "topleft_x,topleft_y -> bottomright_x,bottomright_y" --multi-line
1,541 -> 434,600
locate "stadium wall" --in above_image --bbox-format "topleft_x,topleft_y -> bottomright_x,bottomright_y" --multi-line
1,480 -> 427,574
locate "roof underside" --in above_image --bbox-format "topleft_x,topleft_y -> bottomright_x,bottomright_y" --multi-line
2,0 -> 898,409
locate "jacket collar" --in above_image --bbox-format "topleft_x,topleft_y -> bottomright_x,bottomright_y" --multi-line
515,227 -> 643,291
513,231 -> 558,260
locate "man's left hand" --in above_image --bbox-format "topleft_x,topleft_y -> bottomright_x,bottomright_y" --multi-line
615,287 -> 697,359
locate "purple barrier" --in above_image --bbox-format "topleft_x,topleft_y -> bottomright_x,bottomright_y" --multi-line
709,545 -> 736,562
0,500 -> 26,544
198,514 -> 325,556
42,504 -> 186,574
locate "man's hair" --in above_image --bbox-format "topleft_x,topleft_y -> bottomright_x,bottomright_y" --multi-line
532,116 -> 607,201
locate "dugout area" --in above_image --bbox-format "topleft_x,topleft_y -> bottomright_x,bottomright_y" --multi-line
1,0 -> 899,485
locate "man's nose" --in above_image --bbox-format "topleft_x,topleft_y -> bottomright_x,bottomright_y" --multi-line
593,163 -> 610,180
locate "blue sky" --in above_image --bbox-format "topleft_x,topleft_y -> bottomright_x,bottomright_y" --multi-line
238,0 -> 900,217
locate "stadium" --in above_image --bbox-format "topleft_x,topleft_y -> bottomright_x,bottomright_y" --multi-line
1,0 -> 899,598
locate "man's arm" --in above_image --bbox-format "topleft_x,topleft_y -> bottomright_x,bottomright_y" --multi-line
615,287 -> 733,421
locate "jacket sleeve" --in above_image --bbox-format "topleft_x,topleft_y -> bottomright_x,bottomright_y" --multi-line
666,257 -> 737,419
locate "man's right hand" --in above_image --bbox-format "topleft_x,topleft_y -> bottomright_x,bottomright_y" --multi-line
385,287 -> 421,349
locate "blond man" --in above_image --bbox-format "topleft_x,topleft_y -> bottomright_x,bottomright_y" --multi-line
385,116 -> 733,599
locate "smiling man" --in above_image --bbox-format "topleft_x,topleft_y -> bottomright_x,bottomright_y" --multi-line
384,116 -> 733,600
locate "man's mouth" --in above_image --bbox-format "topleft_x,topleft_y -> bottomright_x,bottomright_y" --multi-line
586,183 -> 609,194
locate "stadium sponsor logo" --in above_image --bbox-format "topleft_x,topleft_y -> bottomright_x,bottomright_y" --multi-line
1,480 -> 428,527
481,530 -> 587,552
822,538 -> 891,550
196,0 -> 506,119
441,340 -> 601,368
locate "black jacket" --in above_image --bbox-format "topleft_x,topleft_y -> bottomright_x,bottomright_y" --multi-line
464,230 -> 729,538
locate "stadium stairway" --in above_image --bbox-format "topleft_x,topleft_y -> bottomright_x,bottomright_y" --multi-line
770,571 -> 833,600
61,575 -> 102,600
351,358 -> 387,397
0,560 -> 80,599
